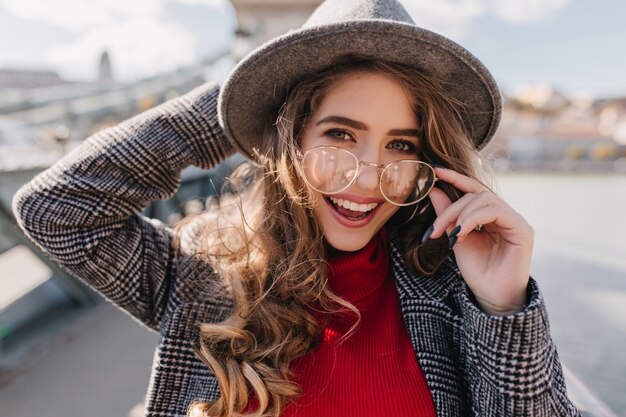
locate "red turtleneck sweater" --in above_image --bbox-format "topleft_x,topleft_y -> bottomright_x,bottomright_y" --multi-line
247,230 -> 436,416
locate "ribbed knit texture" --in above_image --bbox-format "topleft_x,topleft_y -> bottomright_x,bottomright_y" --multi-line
245,229 -> 437,416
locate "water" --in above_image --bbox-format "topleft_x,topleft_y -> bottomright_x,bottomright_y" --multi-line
495,172 -> 626,415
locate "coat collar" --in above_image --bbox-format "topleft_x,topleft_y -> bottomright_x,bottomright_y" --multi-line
388,231 -> 461,303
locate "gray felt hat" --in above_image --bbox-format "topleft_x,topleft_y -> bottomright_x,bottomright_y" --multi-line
218,0 -> 502,159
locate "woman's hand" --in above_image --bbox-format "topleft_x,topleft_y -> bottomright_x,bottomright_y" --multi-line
426,167 -> 534,316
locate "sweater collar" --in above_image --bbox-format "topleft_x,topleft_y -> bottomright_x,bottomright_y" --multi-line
326,228 -> 390,303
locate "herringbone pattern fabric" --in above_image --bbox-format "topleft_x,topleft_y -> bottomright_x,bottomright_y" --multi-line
13,82 -> 580,417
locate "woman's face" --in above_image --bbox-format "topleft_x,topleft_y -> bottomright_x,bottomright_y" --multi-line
298,71 -> 421,252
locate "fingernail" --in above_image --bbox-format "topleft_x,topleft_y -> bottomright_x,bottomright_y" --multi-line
449,235 -> 458,250
421,224 -> 434,243
449,225 -> 461,239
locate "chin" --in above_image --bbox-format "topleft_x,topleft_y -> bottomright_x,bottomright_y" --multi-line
324,233 -> 374,253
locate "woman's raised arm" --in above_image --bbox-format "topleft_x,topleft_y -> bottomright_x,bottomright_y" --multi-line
12,81 -> 234,331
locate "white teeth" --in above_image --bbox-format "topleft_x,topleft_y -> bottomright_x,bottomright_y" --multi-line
329,198 -> 379,213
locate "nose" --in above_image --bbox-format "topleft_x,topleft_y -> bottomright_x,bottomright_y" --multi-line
354,161 -> 382,192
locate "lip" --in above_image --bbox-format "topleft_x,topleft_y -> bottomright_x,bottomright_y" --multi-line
323,196 -> 383,228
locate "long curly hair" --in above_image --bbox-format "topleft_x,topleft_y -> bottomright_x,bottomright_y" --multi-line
180,55 -> 491,417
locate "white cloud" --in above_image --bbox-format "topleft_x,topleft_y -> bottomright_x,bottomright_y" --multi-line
2,0 -> 164,32
47,17 -> 198,81
489,0 -> 569,23
176,0 -> 230,6
2,0 -> 569,82
1,0 -> 235,81
400,0 -> 570,40
400,0 -> 485,41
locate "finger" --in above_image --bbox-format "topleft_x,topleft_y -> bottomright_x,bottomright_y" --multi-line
428,186 -> 453,217
448,205 -> 501,249
456,205 -> 504,242
454,204 -> 526,245
453,191 -> 501,234
429,192 -> 477,239
434,167 -> 488,195
425,187 -> 454,242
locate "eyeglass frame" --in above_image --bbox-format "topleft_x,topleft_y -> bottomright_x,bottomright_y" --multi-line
297,145 -> 439,207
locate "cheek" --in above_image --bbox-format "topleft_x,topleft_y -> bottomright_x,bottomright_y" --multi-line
309,192 -> 326,219
378,203 -> 402,225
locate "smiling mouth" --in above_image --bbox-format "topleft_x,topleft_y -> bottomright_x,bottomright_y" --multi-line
327,197 -> 380,221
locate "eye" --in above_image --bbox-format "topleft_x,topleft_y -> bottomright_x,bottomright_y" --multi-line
324,128 -> 354,142
388,140 -> 417,154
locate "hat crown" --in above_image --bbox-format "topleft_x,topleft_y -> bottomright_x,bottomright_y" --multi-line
219,0 -> 502,156
303,0 -> 415,28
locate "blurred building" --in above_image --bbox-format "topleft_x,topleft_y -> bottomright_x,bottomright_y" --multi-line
98,51 -> 114,83
597,98 -> 626,145
0,68 -> 69,90
489,85 -> 626,171
230,0 -> 323,58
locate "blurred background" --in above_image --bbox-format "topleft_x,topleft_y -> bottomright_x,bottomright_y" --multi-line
0,0 -> 625,416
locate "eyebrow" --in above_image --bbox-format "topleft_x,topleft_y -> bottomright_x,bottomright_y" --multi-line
315,115 -> 420,138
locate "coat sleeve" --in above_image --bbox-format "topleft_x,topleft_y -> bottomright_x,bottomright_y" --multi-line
459,278 -> 581,416
12,82 -> 235,331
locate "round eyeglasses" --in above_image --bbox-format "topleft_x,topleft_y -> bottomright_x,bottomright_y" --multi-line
300,146 -> 438,206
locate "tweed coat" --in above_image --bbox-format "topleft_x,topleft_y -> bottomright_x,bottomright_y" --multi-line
13,82 -> 580,417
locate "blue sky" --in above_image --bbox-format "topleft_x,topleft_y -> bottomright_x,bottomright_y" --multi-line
0,0 -> 624,98
459,0 -> 626,98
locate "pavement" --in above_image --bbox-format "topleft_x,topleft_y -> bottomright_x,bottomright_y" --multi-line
0,302 -> 158,417
0,246 -> 52,312
533,251 -> 626,416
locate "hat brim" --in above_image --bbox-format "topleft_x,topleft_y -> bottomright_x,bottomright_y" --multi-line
218,20 -> 502,158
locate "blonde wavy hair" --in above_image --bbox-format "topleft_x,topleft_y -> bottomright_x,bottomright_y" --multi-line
180,55 -> 490,417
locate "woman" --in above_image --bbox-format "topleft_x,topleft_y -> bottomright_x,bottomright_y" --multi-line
12,0 -> 580,416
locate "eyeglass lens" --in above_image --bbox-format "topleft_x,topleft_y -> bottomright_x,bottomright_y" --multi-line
302,147 -> 435,205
